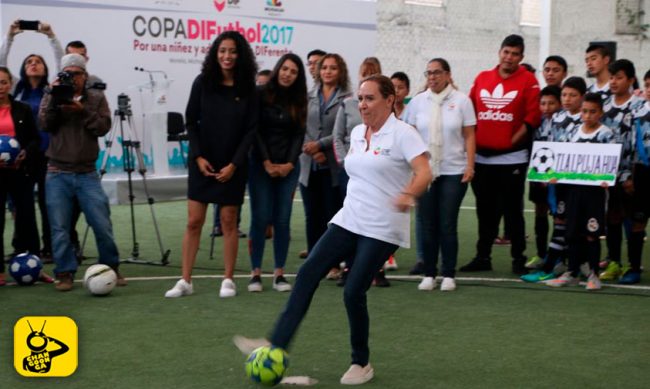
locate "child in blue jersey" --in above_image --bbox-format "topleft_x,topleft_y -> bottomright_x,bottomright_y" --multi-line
547,93 -> 616,290
621,69 -> 650,284
599,59 -> 645,282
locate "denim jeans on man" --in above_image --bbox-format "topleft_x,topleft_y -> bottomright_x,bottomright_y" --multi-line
248,157 -> 300,270
46,171 -> 119,274
270,224 -> 397,366
416,174 -> 468,278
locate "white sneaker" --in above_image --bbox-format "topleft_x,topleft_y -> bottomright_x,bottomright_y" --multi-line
384,255 -> 398,271
418,277 -> 436,291
247,276 -> 263,292
273,275 -> 292,292
586,272 -> 602,291
440,277 -> 456,291
220,278 -> 237,298
164,279 -> 193,298
232,335 -> 270,355
340,363 -> 374,385
545,271 -> 578,287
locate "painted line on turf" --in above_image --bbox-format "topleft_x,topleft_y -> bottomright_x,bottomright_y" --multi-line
120,274 -> 650,291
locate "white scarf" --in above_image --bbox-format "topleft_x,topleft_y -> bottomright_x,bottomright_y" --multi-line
427,83 -> 453,179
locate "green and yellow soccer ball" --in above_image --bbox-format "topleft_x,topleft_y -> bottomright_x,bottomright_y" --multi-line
245,346 -> 289,386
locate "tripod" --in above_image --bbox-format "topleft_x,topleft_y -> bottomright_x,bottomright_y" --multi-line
81,94 -> 170,266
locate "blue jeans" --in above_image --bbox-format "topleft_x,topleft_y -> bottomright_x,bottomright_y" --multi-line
248,157 -> 299,270
270,224 -> 397,366
416,175 -> 468,278
46,171 -> 119,275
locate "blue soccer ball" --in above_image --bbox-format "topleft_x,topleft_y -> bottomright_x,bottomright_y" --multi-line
0,135 -> 21,165
9,253 -> 43,285
245,346 -> 289,386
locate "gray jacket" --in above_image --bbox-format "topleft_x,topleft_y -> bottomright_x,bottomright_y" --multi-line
299,85 -> 352,187
332,96 -> 361,165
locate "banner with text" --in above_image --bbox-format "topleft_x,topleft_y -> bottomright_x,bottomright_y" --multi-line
527,141 -> 622,186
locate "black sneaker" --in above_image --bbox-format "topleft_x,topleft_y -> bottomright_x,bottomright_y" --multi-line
247,275 -> 263,292
373,269 -> 390,287
512,258 -> 528,275
273,275 -> 292,292
459,257 -> 492,272
409,261 -> 425,275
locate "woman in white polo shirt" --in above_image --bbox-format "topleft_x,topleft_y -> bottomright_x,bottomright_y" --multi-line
403,58 -> 476,292
259,75 -> 431,385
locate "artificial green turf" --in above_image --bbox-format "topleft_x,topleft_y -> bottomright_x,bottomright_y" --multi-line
2,194 -> 650,388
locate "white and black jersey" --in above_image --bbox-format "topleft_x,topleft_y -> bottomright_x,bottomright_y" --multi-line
549,110 -> 581,143
602,94 -> 645,181
570,124 -> 615,144
587,82 -> 612,101
632,101 -> 650,165
534,117 -> 553,141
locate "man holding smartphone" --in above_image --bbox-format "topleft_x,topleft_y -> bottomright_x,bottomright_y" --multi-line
38,53 -> 125,292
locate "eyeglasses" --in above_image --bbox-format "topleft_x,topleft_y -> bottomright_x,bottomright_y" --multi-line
423,70 -> 446,77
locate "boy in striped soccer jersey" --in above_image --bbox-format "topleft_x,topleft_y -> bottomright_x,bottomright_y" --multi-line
599,59 -> 645,282
620,69 -> 650,284
524,86 -> 561,271
546,94 -> 616,290
522,78 -> 586,283
585,44 -> 612,101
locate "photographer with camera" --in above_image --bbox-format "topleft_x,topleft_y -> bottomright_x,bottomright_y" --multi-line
38,53 -> 125,291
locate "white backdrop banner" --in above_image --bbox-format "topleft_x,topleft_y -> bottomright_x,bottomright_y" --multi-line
1,0 -> 377,173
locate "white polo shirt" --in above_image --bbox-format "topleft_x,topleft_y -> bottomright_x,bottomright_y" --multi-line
403,89 -> 476,175
330,114 -> 428,248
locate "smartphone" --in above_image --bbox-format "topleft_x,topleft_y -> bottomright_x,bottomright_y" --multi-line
18,20 -> 40,30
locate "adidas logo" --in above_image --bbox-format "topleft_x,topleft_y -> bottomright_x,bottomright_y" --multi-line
480,83 -> 518,109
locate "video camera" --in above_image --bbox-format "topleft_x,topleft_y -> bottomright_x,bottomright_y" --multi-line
50,71 -> 75,105
116,93 -> 132,117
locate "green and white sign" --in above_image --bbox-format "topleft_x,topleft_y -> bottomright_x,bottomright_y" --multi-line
527,141 -> 622,186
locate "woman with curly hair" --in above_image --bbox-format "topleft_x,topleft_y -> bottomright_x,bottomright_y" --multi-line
165,31 -> 258,299
246,53 -> 308,293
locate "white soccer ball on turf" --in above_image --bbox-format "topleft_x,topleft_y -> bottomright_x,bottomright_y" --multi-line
83,264 -> 117,295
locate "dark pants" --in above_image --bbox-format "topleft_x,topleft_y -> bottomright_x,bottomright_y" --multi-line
417,174 -> 468,278
299,169 -> 342,252
1,170 -> 39,273
471,162 -> 527,260
34,155 -> 51,254
270,224 -> 397,366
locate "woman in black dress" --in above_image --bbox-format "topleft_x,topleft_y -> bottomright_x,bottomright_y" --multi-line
165,31 -> 257,299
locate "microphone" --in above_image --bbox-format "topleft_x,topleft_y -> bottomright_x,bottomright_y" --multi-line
134,67 -> 167,79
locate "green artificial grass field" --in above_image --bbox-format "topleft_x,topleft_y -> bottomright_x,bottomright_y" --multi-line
2,193 -> 650,388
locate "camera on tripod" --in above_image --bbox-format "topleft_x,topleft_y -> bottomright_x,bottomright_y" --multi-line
116,93 -> 132,117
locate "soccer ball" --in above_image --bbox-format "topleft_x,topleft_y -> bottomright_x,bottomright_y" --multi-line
0,135 -> 21,165
531,147 -> 555,173
83,264 -> 117,296
245,346 -> 289,386
9,253 -> 43,285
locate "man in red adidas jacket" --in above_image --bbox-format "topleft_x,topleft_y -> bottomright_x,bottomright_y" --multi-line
460,34 -> 541,275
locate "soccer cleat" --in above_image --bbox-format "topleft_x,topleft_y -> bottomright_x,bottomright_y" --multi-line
384,255 -> 398,271
619,270 -> 641,285
409,261 -> 425,275
232,335 -> 270,355
599,261 -> 622,281
340,364 -> 374,385
273,275 -> 292,292
165,278 -> 193,298
247,275 -> 263,293
418,276 -> 437,291
219,278 -> 237,298
440,277 -> 456,291
552,260 -> 567,276
459,257 -> 492,272
586,272 -> 602,290
520,271 -> 556,283
545,272 -> 578,287
525,256 -> 544,269
373,270 -> 390,287
55,272 -> 74,292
